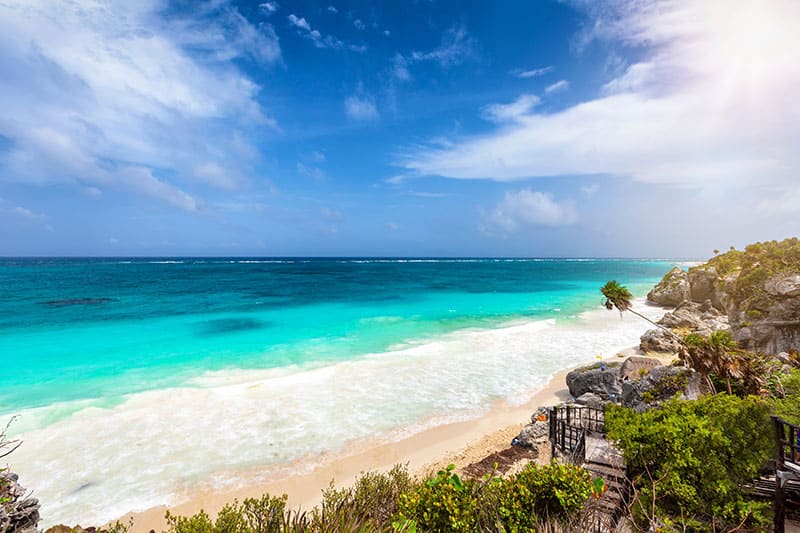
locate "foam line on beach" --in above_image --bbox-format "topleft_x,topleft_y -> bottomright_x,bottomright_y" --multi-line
9,299 -> 663,526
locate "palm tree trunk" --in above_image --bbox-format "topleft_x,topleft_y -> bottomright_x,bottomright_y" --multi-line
626,308 -> 683,341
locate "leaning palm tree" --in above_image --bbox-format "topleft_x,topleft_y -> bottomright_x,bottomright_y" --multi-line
601,280 -> 672,333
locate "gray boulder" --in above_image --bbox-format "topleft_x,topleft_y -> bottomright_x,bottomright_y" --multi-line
640,328 -> 683,354
647,266 -> 690,307
688,266 -> 723,309
565,363 -> 621,402
657,301 -> 729,335
512,407 -> 549,448
574,392 -> 605,409
621,366 -> 704,412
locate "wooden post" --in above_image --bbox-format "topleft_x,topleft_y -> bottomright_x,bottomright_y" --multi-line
774,416 -> 786,533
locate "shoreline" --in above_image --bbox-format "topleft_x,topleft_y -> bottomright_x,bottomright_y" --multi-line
120,364 -> 582,532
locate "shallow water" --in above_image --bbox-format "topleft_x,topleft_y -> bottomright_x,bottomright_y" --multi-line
0,258 -> 678,524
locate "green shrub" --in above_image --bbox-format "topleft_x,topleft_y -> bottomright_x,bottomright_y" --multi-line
606,394 -> 772,531
395,464 -> 478,532
490,462 -> 592,532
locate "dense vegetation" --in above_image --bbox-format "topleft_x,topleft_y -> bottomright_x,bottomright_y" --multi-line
159,463 -> 594,533
700,237 -> 800,314
607,395 -> 772,532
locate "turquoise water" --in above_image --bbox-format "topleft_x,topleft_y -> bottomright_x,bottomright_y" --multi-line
1,257 -> 681,524
1,258 -> 671,417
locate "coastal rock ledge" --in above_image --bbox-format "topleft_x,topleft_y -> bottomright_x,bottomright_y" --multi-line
0,470 -> 40,533
647,266 -> 690,307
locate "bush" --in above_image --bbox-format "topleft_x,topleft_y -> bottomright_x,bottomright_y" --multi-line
606,394 -> 772,531
490,462 -> 592,532
395,464 -> 478,532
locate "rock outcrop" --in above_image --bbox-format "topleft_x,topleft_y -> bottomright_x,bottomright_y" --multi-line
0,470 -> 40,533
647,266 -> 690,307
565,363 -> 622,402
621,366 -> 705,412
511,406 -> 550,448
642,239 -> 800,354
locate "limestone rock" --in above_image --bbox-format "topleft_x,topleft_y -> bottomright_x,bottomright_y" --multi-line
688,266 -> 723,309
565,363 -> 621,402
657,301 -> 729,336
621,366 -> 704,412
640,328 -> 683,354
512,407 -> 549,448
0,470 -> 41,533
647,266 -> 690,307
620,355 -> 664,380
574,392 -> 605,409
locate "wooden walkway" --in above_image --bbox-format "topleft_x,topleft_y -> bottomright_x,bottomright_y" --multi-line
549,405 -> 629,532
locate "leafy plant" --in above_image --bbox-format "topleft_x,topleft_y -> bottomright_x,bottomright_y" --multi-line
606,394 -> 772,531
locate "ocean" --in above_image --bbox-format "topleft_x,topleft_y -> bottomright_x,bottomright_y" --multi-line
0,257 -> 680,524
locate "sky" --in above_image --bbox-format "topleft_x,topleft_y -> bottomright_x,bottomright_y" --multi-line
0,0 -> 798,257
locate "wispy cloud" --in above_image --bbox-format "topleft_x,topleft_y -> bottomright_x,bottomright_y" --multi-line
327,5 -> 338,14
544,80 -> 570,94
481,189 -> 577,234
353,19 -> 366,30
0,0 -> 277,210
391,25 -> 477,81
510,66 -> 554,78
481,94 -> 540,123
297,162 -> 327,181
401,0 -> 800,199
344,95 -> 379,121
410,25 -> 477,68
287,12 -> 365,51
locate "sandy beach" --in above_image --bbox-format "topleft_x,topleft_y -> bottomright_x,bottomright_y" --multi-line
120,364 -> 582,532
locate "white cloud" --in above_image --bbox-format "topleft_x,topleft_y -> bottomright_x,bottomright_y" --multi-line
482,94 -> 540,123
353,19 -> 366,30
344,95 -> 379,121
287,14 -> 311,31
384,30 -> 391,36
328,6 -> 338,13
297,162 -> 327,181
510,66 -> 554,78
401,0 -> 800,194
259,2 -> 279,15
391,25 -> 477,81
13,206 -> 44,220
544,80 -> 570,94
194,163 -> 239,190
0,0 -> 278,210
481,189 -> 577,234
287,12 -> 362,51
410,26 -> 477,68
580,183 -> 600,196
118,166 -> 200,212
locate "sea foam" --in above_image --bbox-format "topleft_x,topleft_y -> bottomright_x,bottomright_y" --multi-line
9,300 -> 664,526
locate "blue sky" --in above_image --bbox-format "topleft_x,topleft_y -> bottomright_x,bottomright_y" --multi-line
0,0 -> 798,257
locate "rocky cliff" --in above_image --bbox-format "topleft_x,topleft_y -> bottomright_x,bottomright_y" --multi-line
646,238 -> 800,354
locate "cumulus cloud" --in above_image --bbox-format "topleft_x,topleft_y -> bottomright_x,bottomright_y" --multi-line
259,2 -> 279,16
344,95 -> 379,121
510,66 -> 554,78
481,189 -> 577,234
544,80 -> 570,94
401,0 -> 800,197
482,94 -> 540,123
0,0 -> 278,210
287,14 -> 311,31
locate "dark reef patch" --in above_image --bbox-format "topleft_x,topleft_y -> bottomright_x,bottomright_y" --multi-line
42,298 -> 114,307
198,317 -> 269,335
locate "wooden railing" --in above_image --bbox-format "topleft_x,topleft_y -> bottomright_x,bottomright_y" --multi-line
549,405 -> 606,460
773,415 -> 800,533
